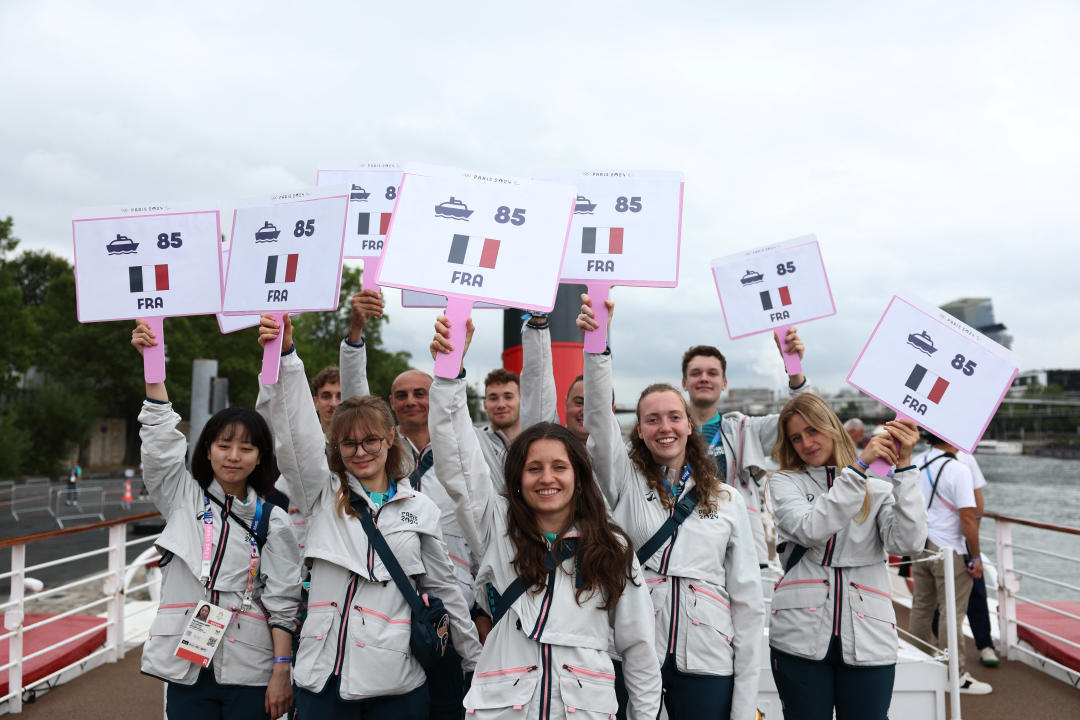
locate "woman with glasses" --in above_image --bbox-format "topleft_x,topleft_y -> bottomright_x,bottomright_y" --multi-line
131,320 -> 301,720
257,314 -> 480,719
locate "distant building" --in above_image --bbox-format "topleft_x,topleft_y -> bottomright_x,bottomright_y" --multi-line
1011,369 -> 1080,395
940,297 -> 1013,349
720,387 -> 778,415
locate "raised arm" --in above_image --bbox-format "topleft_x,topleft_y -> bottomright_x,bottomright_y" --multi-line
428,315 -> 497,557
875,419 -> 928,555
578,294 -> 634,509
340,290 -> 384,400
257,314 -> 332,517
519,317 -> 560,428
723,492 -> 765,720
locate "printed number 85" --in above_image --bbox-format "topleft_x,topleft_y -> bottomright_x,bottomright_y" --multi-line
951,354 -> 977,376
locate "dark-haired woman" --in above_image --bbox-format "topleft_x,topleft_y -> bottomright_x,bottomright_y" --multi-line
429,316 -> 662,720
257,314 -> 480,718
576,296 -> 764,720
132,320 -> 301,720
767,394 -> 926,720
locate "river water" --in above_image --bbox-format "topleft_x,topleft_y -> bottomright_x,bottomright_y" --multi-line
977,453 -> 1080,601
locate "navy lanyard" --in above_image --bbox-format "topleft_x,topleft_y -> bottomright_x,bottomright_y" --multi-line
662,464 -> 693,500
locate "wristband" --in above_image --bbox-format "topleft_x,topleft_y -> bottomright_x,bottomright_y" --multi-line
967,558 -> 981,568
855,458 -> 869,471
273,656 -> 292,664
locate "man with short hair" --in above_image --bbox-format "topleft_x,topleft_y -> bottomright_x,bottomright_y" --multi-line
563,374 -> 587,444
844,417 -> 866,448
482,368 -> 521,442
680,332 -> 807,567
309,366 -> 341,436
909,434 -> 993,695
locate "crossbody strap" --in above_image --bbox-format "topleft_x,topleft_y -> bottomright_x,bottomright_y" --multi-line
352,491 -> 426,616
636,487 -> 699,564
492,538 -> 580,625
204,493 -> 273,549
919,453 -> 955,510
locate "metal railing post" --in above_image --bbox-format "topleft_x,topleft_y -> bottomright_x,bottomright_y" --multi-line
994,518 -> 1018,659
106,524 -> 126,661
5,544 -> 26,713
944,549 -> 962,719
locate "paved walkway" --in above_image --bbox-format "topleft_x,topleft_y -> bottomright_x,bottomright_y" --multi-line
16,652 -> 162,720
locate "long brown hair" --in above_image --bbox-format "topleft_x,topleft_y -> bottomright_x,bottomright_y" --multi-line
772,393 -> 870,523
326,395 -> 413,518
628,384 -> 726,513
503,423 -> 636,610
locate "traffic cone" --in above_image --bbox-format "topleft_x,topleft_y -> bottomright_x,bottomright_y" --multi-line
122,478 -> 133,507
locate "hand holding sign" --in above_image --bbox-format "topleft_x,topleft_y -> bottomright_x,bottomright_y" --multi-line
847,294 -> 1020,475
711,234 -> 835,377
73,203 -> 222,383
533,169 -> 684,352
376,164 -> 576,378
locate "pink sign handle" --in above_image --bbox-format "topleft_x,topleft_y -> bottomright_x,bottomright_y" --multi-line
259,312 -> 286,385
868,412 -> 917,477
361,257 -> 382,293
143,317 -> 166,384
775,324 -> 803,377
434,297 -> 475,379
584,283 -> 612,354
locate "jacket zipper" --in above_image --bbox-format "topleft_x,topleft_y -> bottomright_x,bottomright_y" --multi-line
539,643 -> 553,720
689,583 -> 730,608
850,582 -> 891,600
832,567 -> 843,637
821,468 -> 837,566
562,664 -> 616,684
475,665 -> 538,682
332,576 -> 359,676
667,576 -> 680,656
355,605 -> 412,625
206,496 -> 233,590
774,578 -> 829,591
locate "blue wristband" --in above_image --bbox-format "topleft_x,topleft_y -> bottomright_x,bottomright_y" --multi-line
273,656 -> 292,664
855,458 -> 869,470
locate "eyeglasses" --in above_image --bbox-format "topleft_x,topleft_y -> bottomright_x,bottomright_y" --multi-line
338,436 -> 386,457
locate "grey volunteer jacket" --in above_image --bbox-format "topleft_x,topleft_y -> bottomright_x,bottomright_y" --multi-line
768,464 -> 927,665
260,349 -> 481,700
138,401 -> 302,687
583,352 -> 764,720
429,375 -> 662,720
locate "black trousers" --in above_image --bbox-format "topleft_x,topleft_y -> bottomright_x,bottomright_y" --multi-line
427,645 -> 465,720
770,640 -> 895,720
294,675 -> 428,720
661,654 -> 734,720
166,668 -> 268,720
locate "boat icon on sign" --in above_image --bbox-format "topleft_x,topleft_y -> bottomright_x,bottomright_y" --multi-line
907,331 -> 938,356
255,222 -> 281,242
434,197 -> 473,220
106,234 -> 139,254
350,185 -> 370,201
740,270 -> 764,286
574,195 -> 597,214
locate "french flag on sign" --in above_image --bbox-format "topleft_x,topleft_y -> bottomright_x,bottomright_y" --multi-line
581,227 -> 623,254
759,286 -> 792,311
265,254 -> 299,283
448,234 -> 500,269
128,265 -> 169,293
357,212 -> 391,236
905,364 -> 949,404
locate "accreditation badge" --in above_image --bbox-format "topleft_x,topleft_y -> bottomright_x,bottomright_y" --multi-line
174,601 -> 229,667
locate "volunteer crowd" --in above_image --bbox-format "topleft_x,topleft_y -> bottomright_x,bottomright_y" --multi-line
129,288 -> 989,720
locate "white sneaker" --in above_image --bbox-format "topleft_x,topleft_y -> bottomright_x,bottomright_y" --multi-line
958,671 -> 993,695
979,646 -> 1000,666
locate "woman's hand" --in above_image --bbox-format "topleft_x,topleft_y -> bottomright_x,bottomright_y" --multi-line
349,290 -> 385,343
859,432 -> 899,468
429,314 -> 475,362
265,664 -> 293,718
883,418 -> 920,467
131,318 -> 156,354
575,293 -> 615,334
258,313 -> 293,353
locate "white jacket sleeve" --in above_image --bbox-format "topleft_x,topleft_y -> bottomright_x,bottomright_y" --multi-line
519,325 -> 559,428
770,466 -> 869,547
876,466 -> 928,555
339,338 -> 370,400
724,492 -> 765,720
260,350 -> 332,517
428,375 -> 497,558
611,559 -> 663,720
417,529 -> 482,670
583,351 -> 634,510
138,400 -> 198,513
259,506 -> 303,633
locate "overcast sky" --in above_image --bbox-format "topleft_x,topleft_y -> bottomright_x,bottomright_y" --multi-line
3,1 -> 1078,404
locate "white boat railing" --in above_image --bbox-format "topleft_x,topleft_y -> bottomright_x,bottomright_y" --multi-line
984,511 -> 1080,689
1,511 -> 162,714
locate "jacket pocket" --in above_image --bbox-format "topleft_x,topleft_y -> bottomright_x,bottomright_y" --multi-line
683,582 -> 734,674
769,578 -> 829,657
465,665 -> 540,719
219,611 -> 273,685
345,604 -> 415,685
142,604 -> 197,680
559,663 -> 618,720
848,582 -> 898,664
294,605 -> 337,688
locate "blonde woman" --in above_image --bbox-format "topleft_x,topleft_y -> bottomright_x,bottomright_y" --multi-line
768,394 -> 926,720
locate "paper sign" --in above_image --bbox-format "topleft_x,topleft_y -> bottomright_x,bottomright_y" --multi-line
400,289 -> 503,310
222,187 -> 349,315
216,247 -> 265,333
73,203 -> 222,323
376,164 -> 575,310
315,164 -> 404,259
847,294 -> 1020,454
710,234 -> 836,338
531,169 -> 684,286
174,601 -> 229,667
